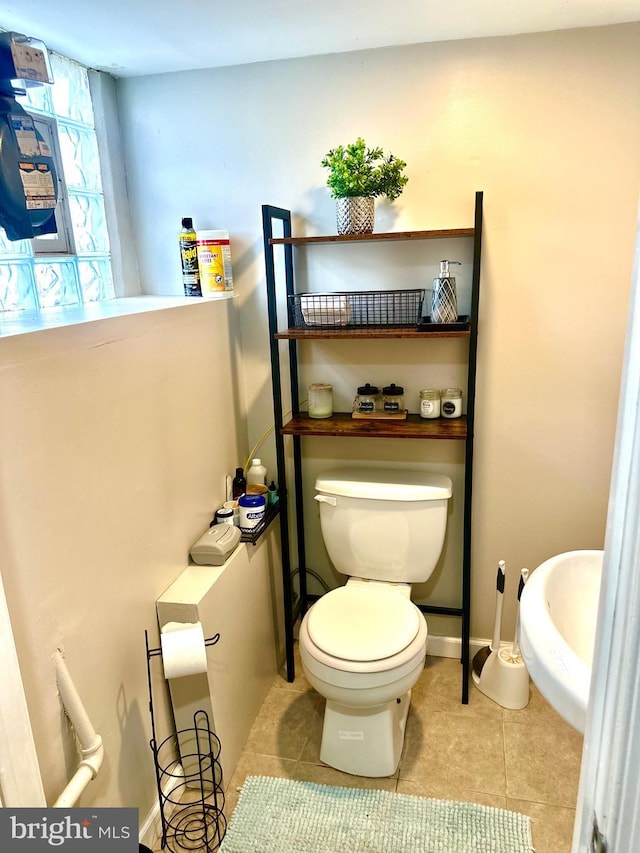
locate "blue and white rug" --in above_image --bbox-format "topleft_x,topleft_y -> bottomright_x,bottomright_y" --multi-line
220,775 -> 533,852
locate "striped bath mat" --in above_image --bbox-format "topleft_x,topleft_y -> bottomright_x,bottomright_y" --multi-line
220,775 -> 533,852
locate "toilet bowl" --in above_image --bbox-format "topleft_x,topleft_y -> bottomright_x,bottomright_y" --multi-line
299,467 -> 452,777
300,581 -> 428,777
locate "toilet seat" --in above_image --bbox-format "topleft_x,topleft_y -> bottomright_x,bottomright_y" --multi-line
307,585 -> 421,662
300,611 -> 427,685
300,586 -> 428,678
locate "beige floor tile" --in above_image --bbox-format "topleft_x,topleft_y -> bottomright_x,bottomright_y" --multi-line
243,684 -> 323,760
293,760 -> 397,791
272,642 -> 313,693
503,680 -> 565,725
225,751 -> 297,819
400,708 -> 507,796
396,779 -> 508,809
297,696 -> 326,764
413,655 -> 505,719
508,798 -> 576,853
213,644 -> 582,851
505,717 -> 583,806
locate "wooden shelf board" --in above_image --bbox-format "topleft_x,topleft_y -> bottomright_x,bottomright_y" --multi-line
270,228 -> 474,246
275,325 -> 470,340
280,412 -> 467,440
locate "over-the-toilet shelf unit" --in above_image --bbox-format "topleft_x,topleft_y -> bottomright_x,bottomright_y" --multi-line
261,191 -> 483,703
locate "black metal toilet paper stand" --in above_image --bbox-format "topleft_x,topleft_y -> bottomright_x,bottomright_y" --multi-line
145,631 -> 226,851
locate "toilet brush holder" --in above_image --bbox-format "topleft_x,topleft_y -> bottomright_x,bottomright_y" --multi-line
471,642 -> 530,710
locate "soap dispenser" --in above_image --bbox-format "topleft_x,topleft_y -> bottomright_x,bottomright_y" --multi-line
431,260 -> 461,324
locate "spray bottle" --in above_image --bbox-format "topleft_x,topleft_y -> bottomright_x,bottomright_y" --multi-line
179,217 -> 202,297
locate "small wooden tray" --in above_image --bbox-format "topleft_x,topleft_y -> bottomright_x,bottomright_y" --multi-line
352,410 -> 408,420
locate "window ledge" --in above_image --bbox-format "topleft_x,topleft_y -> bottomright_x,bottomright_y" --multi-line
0,294 -> 235,339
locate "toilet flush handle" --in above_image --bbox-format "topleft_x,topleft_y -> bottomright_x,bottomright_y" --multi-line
314,494 -> 337,506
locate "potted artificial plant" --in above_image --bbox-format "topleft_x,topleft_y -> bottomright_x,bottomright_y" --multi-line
321,137 -> 408,235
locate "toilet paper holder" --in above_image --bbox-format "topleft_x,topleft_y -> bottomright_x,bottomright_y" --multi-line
145,630 -> 226,852
148,627 -> 220,661
158,620 -> 219,680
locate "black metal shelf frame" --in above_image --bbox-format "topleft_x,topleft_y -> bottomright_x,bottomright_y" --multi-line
261,193 -> 483,700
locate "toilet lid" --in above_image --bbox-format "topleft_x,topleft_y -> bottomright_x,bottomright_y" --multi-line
307,586 -> 421,662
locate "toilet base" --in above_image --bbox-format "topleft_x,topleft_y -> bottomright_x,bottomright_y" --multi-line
319,690 -> 411,777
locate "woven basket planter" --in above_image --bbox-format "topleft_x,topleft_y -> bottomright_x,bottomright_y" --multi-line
336,196 -> 375,235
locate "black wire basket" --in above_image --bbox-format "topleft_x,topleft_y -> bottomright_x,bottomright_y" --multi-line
289,288 -> 424,328
151,711 -> 226,852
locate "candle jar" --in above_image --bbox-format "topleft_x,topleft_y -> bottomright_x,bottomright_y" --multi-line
441,388 -> 463,418
419,389 -> 441,419
308,383 -> 333,418
214,507 -> 235,525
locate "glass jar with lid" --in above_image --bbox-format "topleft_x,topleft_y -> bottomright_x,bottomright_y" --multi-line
382,383 -> 405,414
354,383 -> 379,414
441,388 -> 463,418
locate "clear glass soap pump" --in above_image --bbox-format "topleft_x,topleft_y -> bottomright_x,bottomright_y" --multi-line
431,260 -> 461,323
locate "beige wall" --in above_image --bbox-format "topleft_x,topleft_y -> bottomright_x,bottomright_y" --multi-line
0,299 -> 246,812
119,23 -> 640,642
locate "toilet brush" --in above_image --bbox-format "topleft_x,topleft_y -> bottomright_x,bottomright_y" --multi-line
472,564 -> 530,710
472,560 -> 505,678
504,568 -> 529,662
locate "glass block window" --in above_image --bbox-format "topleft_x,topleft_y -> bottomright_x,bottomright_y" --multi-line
0,51 -> 114,312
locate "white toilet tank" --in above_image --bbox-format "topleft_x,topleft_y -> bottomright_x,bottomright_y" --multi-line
315,467 -> 452,583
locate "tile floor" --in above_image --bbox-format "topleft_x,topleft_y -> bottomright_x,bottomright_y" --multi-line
223,645 -> 584,853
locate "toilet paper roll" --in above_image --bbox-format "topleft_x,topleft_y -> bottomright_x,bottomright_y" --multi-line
160,621 -> 208,679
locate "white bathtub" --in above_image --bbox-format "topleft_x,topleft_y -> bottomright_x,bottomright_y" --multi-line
519,549 -> 603,733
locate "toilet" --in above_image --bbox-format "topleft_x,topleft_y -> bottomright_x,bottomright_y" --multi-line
299,466 -> 452,777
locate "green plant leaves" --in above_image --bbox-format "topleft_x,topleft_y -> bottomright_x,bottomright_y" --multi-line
321,137 -> 408,200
